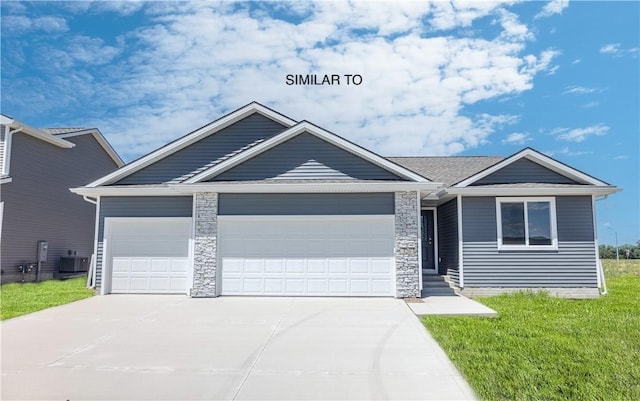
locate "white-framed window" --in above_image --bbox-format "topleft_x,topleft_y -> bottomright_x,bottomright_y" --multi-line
496,197 -> 558,250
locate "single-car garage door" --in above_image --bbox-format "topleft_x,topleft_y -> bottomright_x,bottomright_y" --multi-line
218,216 -> 395,296
105,218 -> 191,294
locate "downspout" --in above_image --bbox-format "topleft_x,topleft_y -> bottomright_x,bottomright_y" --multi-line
81,195 -> 99,288
457,195 -> 464,288
593,195 -> 608,295
83,196 -> 97,205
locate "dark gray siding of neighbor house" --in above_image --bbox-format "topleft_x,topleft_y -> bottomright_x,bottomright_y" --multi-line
0,134 -> 119,283
461,196 -> 597,288
212,133 -> 403,181
115,113 -> 288,185
219,193 -> 394,215
436,199 -> 458,277
472,158 -> 580,185
95,196 -> 193,288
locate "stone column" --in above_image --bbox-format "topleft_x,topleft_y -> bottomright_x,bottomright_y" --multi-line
394,191 -> 420,298
191,192 -> 218,297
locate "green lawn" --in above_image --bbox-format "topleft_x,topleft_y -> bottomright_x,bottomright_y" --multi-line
422,259 -> 640,401
0,277 -> 94,320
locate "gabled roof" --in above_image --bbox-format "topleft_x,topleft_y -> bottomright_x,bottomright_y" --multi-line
1,114 -> 75,148
388,156 -> 504,186
183,120 -> 430,183
87,102 -> 297,187
453,147 -> 610,187
44,128 -> 124,167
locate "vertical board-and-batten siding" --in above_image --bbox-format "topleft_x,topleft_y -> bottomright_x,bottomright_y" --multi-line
95,196 -> 193,288
115,113 -> 288,185
436,199 -> 459,279
212,133 -> 403,181
461,196 -> 597,287
472,158 -> 581,185
0,134 -> 119,282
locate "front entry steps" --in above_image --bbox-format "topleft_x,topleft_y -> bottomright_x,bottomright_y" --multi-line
421,274 -> 457,297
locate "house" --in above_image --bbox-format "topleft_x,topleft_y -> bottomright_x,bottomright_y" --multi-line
0,114 -> 123,283
70,102 -> 619,298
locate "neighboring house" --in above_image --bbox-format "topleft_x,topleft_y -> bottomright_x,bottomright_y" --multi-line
71,102 -> 619,299
0,114 -> 123,283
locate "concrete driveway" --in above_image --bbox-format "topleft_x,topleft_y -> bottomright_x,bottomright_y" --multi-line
1,296 -> 476,400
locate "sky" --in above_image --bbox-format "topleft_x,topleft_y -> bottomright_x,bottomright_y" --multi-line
1,0 -> 638,246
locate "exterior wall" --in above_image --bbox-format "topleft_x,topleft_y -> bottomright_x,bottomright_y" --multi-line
212,133 -> 403,181
472,158 -> 579,185
436,199 -> 458,278
115,113 -> 287,185
191,193 -> 218,297
96,196 -> 192,288
0,134 -> 118,283
394,191 -> 420,298
218,193 -> 394,215
461,196 -> 598,289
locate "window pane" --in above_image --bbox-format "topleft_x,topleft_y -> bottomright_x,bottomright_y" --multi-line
501,203 -> 525,245
527,202 -> 552,245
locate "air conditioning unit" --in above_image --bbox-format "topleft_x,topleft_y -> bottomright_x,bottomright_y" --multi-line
59,256 -> 89,273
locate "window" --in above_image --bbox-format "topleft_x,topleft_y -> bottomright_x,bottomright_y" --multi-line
496,197 -> 557,250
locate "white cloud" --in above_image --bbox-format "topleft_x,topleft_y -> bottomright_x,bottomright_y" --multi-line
600,43 -> 639,57
545,147 -> 592,157
550,124 -> 610,142
535,0 -> 569,19
2,1 -> 561,160
502,132 -> 531,145
613,155 -> 628,160
562,85 -> 598,95
1,15 -> 68,34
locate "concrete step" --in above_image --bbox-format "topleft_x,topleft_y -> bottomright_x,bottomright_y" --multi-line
421,287 -> 458,297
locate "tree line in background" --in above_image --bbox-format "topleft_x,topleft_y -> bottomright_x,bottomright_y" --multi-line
599,241 -> 640,259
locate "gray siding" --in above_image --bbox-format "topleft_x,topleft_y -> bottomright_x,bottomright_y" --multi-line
0,125 -> 6,173
0,133 -> 119,283
95,196 -> 193,288
472,158 -> 580,185
461,196 -> 597,288
212,133 -> 403,181
116,113 -> 288,185
219,193 -> 394,215
436,199 -> 458,276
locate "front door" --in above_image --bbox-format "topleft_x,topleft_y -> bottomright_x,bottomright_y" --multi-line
421,210 -> 435,272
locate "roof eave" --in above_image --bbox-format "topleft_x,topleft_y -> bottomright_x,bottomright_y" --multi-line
445,186 -> 621,196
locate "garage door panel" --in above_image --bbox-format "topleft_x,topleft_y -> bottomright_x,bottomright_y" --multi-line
107,219 -> 190,294
219,216 -> 395,297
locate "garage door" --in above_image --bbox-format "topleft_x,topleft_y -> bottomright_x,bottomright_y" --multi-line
105,218 -> 191,294
218,216 -> 395,296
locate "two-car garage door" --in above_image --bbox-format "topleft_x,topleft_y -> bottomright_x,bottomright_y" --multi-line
218,216 -> 395,296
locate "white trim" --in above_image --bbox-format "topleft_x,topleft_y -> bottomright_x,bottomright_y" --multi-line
446,186 -> 619,196
185,121 -> 429,183
87,103 -> 297,187
0,177 -> 12,185
218,214 -> 394,222
103,217 -> 193,295
495,197 -> 558,251
189,194 -> 197,296
56,129 -> 124,167
71,181 -> 440,197
92,196 -> 101,290
421,207 -> 439,275
1,124 -> 11,176
592,195 -> 606,293
455,148 -> 609,187
3,118 -> 75,148
457,195 -> 464,288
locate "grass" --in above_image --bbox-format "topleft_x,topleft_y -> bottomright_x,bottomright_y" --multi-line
422,259 -> 640,401
0,277 -> 94,320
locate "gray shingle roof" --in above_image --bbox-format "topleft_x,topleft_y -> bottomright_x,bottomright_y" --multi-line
387,156 -> 504,186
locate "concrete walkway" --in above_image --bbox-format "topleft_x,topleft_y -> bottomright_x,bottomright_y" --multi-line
1,296 -> 477,400
408,295 -> 498,317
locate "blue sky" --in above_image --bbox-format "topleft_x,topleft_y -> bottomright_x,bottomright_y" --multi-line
1,1 -> 638,245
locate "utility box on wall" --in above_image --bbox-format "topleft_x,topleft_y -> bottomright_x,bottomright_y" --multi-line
37,241 -> 48,262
